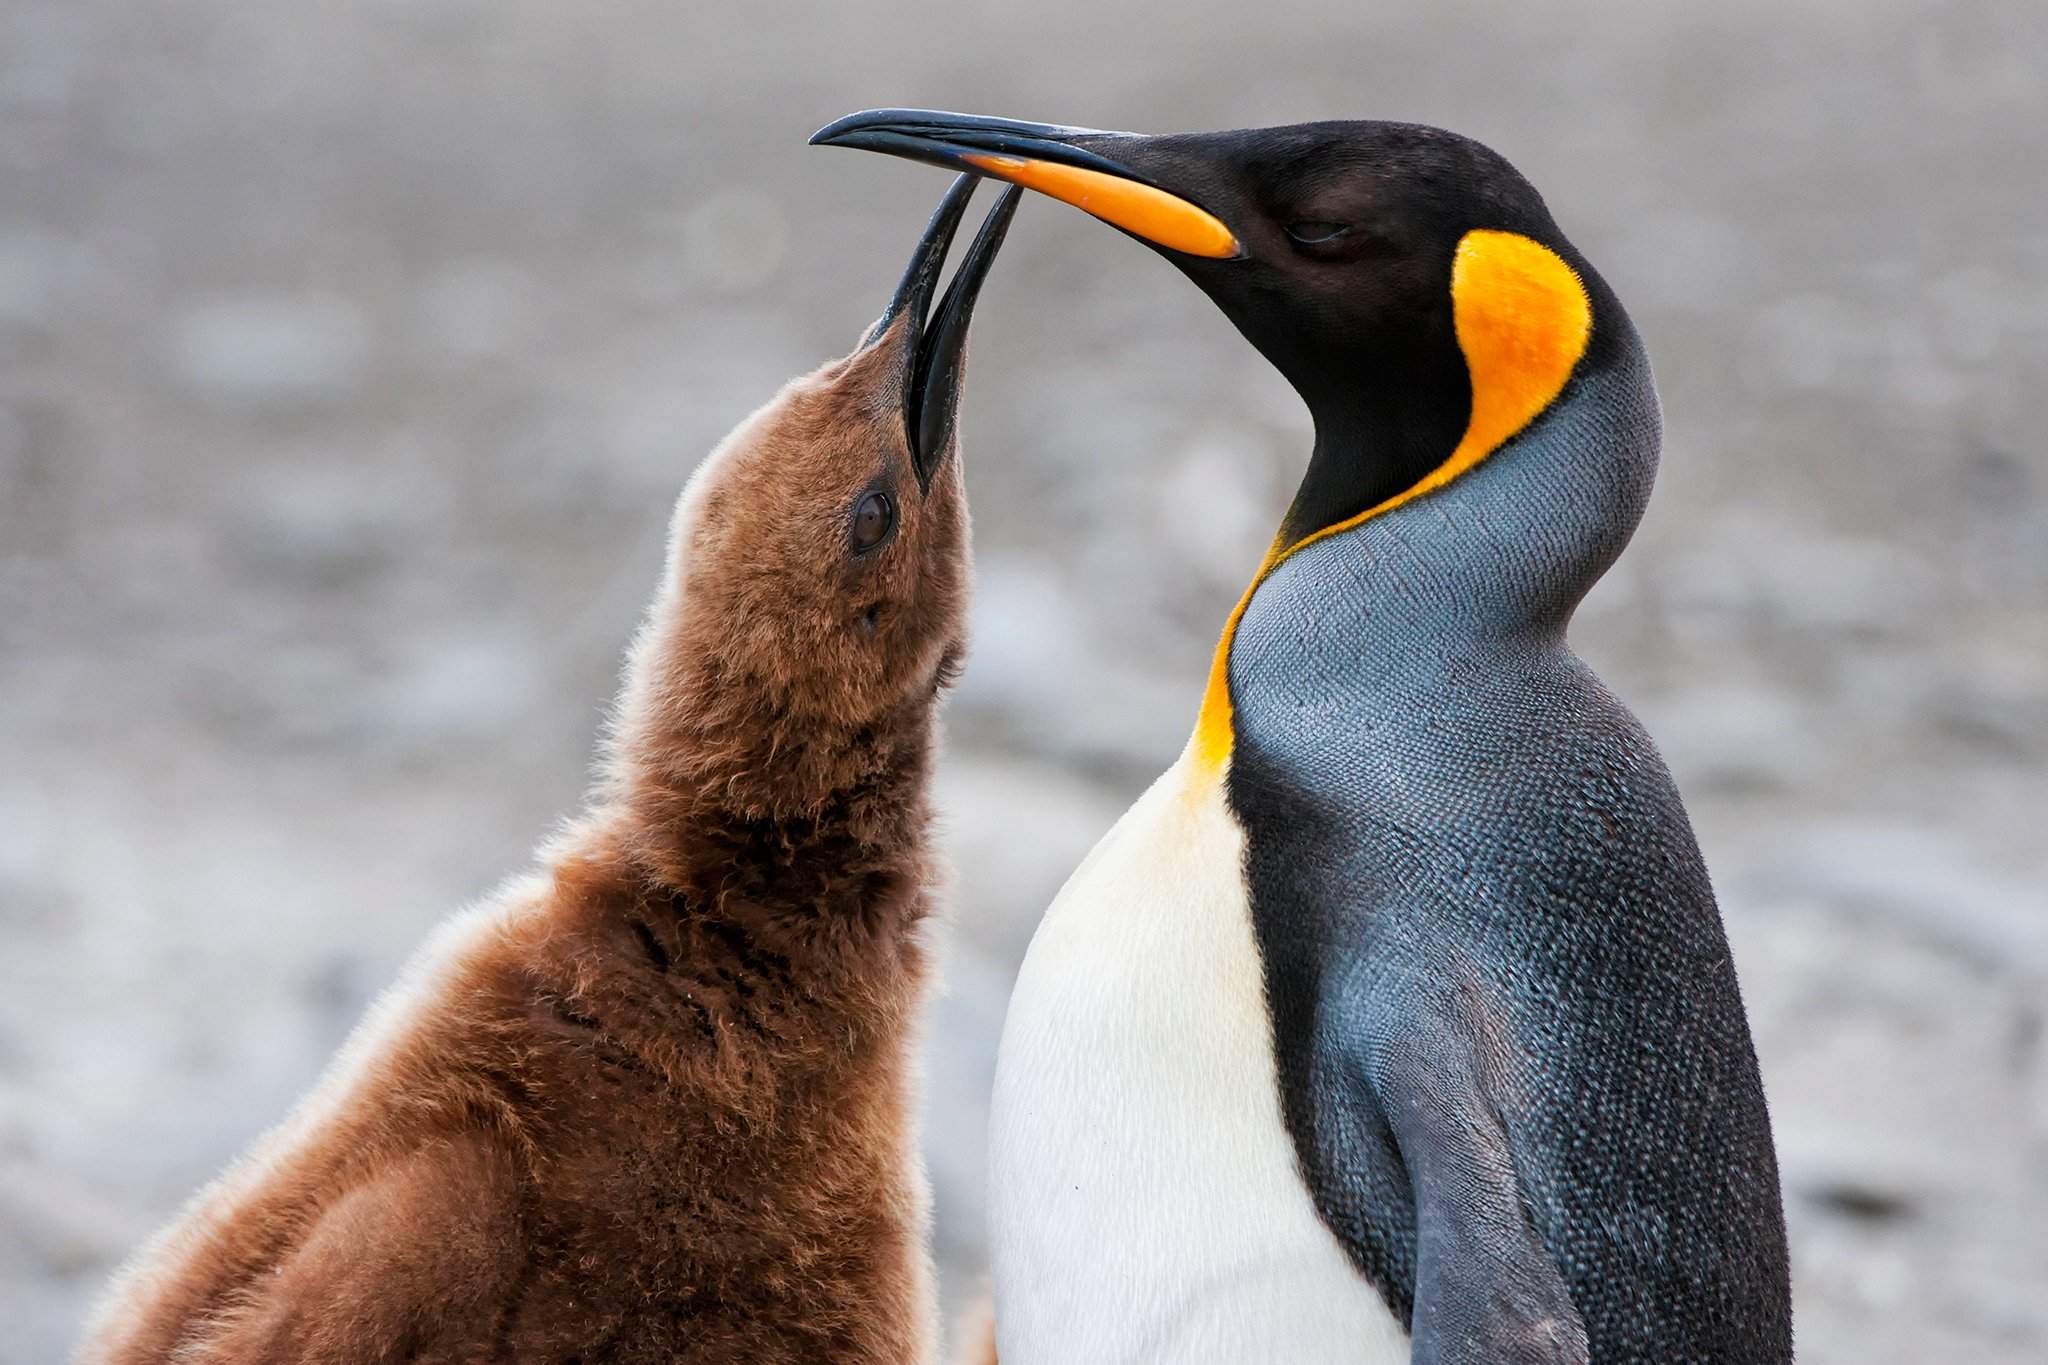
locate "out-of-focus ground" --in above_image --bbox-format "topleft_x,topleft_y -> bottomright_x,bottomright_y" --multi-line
3,0 -> 2045,1358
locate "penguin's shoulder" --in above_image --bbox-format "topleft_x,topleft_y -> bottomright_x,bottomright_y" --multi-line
1227,654 -> 1789,1358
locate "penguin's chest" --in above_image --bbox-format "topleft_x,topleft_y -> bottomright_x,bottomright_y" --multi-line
987,761 -> 1406,1364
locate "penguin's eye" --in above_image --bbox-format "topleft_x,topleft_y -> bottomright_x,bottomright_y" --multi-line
1284,221 -> 1351,246
850,489 -> 895,554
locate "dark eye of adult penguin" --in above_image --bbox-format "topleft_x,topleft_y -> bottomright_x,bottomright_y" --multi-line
818,112 -> 1793,1365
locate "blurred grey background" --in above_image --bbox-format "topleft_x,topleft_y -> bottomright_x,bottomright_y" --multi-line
3,0 -> 2045,1359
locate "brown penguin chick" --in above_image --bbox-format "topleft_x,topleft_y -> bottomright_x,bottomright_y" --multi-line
78,175 -> 1022,1365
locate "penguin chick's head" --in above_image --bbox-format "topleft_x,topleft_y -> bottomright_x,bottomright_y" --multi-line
813,112 -> 1618,550
616,178 -> 1019,817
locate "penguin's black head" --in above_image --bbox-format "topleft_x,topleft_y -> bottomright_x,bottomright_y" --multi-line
814,112 -> 1613,545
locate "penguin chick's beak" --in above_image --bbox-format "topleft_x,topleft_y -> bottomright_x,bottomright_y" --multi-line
867,173 -> 1023,495
813,108 -> 1241,261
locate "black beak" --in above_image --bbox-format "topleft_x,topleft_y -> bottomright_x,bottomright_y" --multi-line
813,109 -> 1241,261
869,173 -> 1023,495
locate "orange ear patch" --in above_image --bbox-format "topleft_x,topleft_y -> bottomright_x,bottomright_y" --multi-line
1439,229 -> 1594,491
1288,229 -> 1592,553
1184,229 -> 1591,782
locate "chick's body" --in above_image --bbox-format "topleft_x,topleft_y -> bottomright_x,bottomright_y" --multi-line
79,180 -> 1021,1365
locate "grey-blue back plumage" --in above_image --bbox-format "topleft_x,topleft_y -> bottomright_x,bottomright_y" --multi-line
1226,305 -> 1793,1361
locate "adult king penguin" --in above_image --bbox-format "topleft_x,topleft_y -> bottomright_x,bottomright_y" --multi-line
815,112 -> 1793,1363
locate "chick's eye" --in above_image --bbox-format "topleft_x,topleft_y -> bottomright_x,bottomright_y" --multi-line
850,490 -> 895,553
1285,221 -> 1351,245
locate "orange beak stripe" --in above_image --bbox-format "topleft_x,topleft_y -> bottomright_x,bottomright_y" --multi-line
960,153 -> 1241,260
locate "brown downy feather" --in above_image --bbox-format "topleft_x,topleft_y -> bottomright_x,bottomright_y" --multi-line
77,203 -> 998,1362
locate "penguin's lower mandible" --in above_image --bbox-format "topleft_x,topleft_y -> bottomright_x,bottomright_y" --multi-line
820,111 -> 1794,1364
76,176 -> 1021,1365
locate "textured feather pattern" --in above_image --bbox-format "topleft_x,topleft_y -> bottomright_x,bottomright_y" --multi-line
1226,315 -> 1793,1363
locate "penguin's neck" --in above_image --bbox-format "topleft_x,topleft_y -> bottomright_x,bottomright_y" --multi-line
1184,237 -> 1658,784
1186,344 -> 1659,784
605,619 -> 939,904
1182,382 -> 1464,777
1275,371 -> 1469,550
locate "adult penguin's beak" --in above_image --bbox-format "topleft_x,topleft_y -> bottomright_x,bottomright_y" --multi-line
867,173 -> 1024,495
813,108 -> 1243,262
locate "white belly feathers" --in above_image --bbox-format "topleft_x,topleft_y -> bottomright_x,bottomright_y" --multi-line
987,759 -> 1407,1363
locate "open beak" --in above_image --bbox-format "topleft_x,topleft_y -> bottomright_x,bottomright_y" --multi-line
871,174 -> 1023,495
814,108 -> 1241,261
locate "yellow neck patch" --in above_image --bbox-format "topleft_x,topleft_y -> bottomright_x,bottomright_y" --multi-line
1186,228 -> 1593,778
